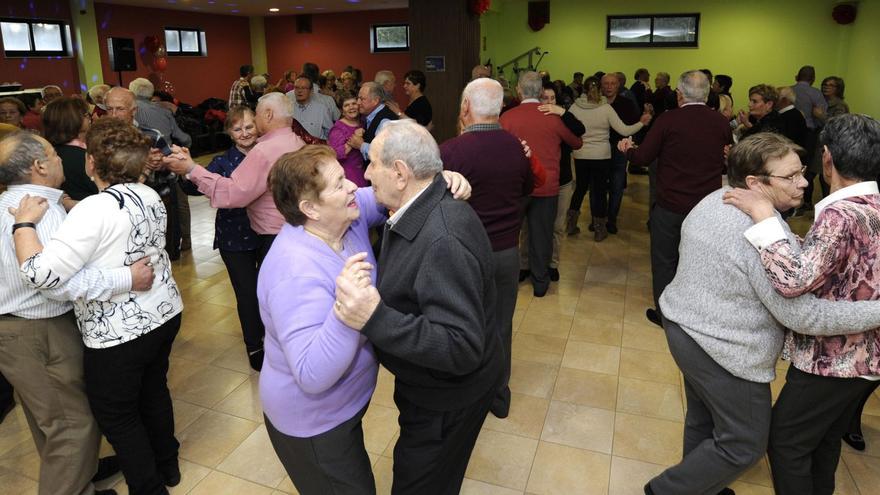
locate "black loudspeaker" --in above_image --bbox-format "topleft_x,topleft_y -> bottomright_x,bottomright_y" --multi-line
296,15 -> 312,34
107,37 -> 136,72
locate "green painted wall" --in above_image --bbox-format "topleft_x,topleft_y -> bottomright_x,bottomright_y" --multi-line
481,0 -> 877,117
70,0 -> 104,90
249,16 -> 269,76
844,0 -> 880,118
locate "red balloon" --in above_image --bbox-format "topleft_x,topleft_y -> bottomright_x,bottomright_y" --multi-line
144,35 -> 161,52
152,57 -> 168,72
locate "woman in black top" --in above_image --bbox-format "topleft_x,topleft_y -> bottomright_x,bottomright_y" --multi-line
42,97 -> 99,201
403,70 -> 433,128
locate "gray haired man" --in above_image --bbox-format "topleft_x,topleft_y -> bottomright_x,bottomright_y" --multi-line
334,120 -> 503,494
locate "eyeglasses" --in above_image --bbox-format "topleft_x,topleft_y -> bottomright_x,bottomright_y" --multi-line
760,166 -> 807,184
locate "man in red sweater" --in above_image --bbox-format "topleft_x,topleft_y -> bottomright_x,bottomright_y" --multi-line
501,71 -> 583,297
619,70 -> 732,327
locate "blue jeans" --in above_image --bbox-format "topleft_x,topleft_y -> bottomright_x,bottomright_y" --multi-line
608,148 -> 627,226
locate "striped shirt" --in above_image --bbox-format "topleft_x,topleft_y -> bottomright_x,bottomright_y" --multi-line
0,184 -> 131,319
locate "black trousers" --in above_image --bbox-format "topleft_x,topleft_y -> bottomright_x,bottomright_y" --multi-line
768,366 -> 876,495
649,204 -> 687,313
0,371 -> 12,407
256,234 -> 277,265
219,249 -> 265,352
587,158 -> 613,218
847,381 -> 880,436
391,388 -> 494,495
491,247 -> 519,414
265,406 -> 375,495
83,314 -> 182,495
569,158 -> 593,212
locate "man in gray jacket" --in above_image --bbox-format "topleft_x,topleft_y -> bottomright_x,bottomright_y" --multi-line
645,132 -> 880,495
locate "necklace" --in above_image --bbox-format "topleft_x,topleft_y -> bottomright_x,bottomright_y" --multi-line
304,226 -> 348,260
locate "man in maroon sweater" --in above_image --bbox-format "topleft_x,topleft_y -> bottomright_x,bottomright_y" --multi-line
619,70 -> 733,327
501,71 -> 582,297
441,77 -> 534,418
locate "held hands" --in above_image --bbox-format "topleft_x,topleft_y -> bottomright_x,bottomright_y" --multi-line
537,103 -> 564,116
60,193 -> 78,212
129,257 -> 155,291
618,137 -> 635,154
737,110 -> 752,128
146,149 -> 165,172
441,171 -> 472,200
162,145 -> 195,175
520,139 -> 532,159
722,188 -> 776,223
334,252 -> 380,330
347,133 -> 365,150
639,112 -> 653,125
8,194 -> 49,224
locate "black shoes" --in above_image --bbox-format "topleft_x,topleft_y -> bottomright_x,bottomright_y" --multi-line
606,223 -> 618,235
843,432 -> 867,451
490,388 -> 511,419
519,269 -> 530,282
533,283 -> 549,298
645,482 -> 734,495
94,490 -> 117,495
629,165 -> 649,175
92,455 -> 120,483
646,308 -> 663,328
549,267 -> 560,281
248,348 -> 264,372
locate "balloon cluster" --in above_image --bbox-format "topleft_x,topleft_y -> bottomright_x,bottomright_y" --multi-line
144,35 -> 175,94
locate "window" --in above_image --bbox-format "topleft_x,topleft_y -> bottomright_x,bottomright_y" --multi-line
370,24 -> 409,53
164,28 -> 207,56
1,18 -> 72,57
607,14 -> 700,48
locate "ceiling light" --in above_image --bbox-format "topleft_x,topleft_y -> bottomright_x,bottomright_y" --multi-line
269,8 -> 279,12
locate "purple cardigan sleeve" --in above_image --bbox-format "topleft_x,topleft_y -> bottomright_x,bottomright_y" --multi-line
328,122 -> 352,161
265,275 -> 363,394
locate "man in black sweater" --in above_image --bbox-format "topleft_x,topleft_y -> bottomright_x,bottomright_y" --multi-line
335,120 -> 503,494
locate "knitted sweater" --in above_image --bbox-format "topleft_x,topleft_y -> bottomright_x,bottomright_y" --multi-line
568,97 -> 643,160
660,188 -> 880,383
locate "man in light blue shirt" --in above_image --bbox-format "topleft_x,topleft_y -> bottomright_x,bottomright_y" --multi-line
286,76 -> 334,140
347,82 -> 398,161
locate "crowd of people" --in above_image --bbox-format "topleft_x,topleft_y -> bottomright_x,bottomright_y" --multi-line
0,57 -> 876,495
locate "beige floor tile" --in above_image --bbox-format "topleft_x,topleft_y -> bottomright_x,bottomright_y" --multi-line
607,456 -> 666,495
616,377 -> 683,422
552,367 -> 618,410
177,410 -> 259,467
172,399 -> 209,432
527,294 -> 580,317
189,470 -> 275,495
0,450 -> 39,480
843,452 -> 880,493
466,429 -> 538,491
460,478 -> 523,494
172,364 -> 249,408
518,310 -> 573,338
171,330 -> 242,365
578,282 -> 627,303
0,470 -> 38,495
584,266 -> 628,285
541,400 -> 615,454
561,341 -> 620,375
371,368 -> 396,409
845,412 -> 880,458
612,412 -> 683,466
372,455 -> 394,495
110,459 -> 212,495
568,317 -> 623,346
621,322 -> 670,352
737,457 -> 773,487
211,344 -> 256,374
728,480 -> 775,494
835,455 -> 862,495
217,424 -> 287,488
509,359 -> 558,399
575,296 -> 626,322
213,374 -> 264,422
512,333 -> 567,366
362,404 -> 399,455
483,392 -> 550,439
526,441 -> 610,495
618,348 -> 680,385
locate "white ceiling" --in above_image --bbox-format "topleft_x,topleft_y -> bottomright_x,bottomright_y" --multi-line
98,0 -> 408,17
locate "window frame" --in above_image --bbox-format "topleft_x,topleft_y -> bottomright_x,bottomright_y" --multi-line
164,27 -> 207,56
606,13 -> 700,48
370,23 -> 410,53
1,17 -> 72,58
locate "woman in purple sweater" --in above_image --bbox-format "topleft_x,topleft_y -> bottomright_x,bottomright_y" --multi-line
259,145 -> 470,494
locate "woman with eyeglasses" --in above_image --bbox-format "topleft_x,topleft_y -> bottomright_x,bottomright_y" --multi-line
821,76 -> 849,119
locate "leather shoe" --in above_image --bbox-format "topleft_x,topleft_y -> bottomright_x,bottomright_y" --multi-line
645,308 -> 662,328
518,269 -> 530,282
606,223 -> 618,235
549,267 -> 560,281
533,283 -> 549,297
247,348 -> 264,372
92,455 -> 120,482
843,432 -> 866,451
0,400 -> 14,425
717,489 -> 736,495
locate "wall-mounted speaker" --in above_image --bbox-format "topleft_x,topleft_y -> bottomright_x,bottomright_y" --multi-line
296,15 -> 313,34
107,37 -> 136,72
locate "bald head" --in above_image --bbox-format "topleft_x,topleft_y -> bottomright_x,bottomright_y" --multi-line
461,78 -> 503,125
105,87 -> 137,123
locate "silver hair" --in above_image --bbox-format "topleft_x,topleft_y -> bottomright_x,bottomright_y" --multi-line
677,70 -> 710,103
250,75 -> 268,92
376,120 -> 443,180
517,71 -> 543,99
0,132 -> 47,185
258,92 -> 293,119
462,78 -> 503,119
779,86 -> 797,104
128,78 -> 155,99
374,70 -> 395,86
361,81 -> 385,102
87,83 -> 110,102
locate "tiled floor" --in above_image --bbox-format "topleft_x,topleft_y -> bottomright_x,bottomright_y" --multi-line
1,169 -> 879,494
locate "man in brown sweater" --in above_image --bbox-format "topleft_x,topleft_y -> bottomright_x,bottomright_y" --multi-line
619,70 -> 733,327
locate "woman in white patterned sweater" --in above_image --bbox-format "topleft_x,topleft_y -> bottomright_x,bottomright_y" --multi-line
11,117 -> 184,495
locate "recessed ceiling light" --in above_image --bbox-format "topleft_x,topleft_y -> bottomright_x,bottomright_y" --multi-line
269,7 -> 279,12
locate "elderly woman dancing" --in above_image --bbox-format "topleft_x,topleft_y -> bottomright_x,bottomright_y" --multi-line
11,117 -> 184,495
